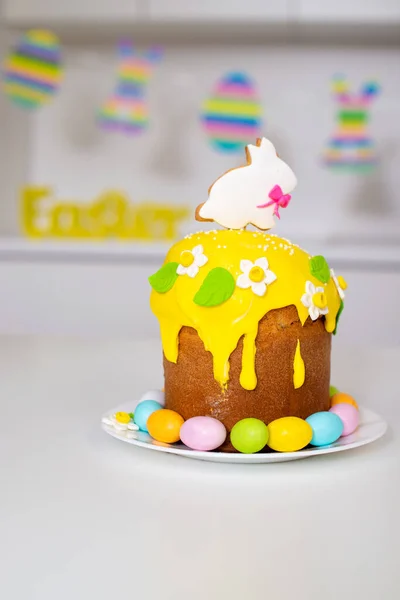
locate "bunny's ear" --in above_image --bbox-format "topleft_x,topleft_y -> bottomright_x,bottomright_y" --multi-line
246,137 -> 277,165
143,45 -> 164,64
360,81 -> 380,100
118,40 -> 135,58
331,75 -> 350,102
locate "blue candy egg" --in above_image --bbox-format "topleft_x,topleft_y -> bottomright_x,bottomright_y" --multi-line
306,411 -> 344,447
133,400 -> 163,432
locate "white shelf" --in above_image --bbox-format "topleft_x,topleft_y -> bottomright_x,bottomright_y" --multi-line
148,0 -> 289,22
1,0 -> 142,22
2,15 -> 399,45
3,0 -> 400,26
298,0 -> 400,23
0,238 -> 171,262
0,20 -> 290,45
0,235 -> 398,269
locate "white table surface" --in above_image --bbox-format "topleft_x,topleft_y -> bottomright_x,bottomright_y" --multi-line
0,336 -> 399,600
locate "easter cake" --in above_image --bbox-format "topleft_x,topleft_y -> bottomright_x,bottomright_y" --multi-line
148,138 -> 348,452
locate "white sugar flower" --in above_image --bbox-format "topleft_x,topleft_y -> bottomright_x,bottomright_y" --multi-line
330,269 -> 347,300
236,257 -> 277,297
177,245 -> 208,278
102,411 -> 139,439
301,281 -> 329,321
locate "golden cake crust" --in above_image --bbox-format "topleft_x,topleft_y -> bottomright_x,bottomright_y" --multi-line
164,305 -> 331,451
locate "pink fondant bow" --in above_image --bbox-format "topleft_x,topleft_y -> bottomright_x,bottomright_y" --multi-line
257,185 -> 292,219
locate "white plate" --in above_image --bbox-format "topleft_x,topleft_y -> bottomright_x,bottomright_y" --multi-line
101,403 -> 387,464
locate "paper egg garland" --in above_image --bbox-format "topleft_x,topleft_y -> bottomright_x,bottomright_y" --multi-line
3,29 -> 63,109
201,72 -> 263,153
98,41 -> 163,134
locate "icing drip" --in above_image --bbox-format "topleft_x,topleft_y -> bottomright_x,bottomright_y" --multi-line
150,230 -> 342,390
240,329 -> 258,390
293,339 -> 305,389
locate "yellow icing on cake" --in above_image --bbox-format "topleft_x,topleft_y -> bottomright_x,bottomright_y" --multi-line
293,339 -> 305,389
150,230 -> 342,390
240,327 -> 258,390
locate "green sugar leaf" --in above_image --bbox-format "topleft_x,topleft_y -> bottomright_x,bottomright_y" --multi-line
194,267 -> 235,307
310,255 -> 331,284
149,262 -> 179,293
333,300 -> 344,335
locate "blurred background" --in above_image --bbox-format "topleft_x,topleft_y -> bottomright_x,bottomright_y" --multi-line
0,0 -> 399,345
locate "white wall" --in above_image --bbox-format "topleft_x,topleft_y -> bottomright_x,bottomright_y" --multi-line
0,43 -> 398,240
0,35 -> 399,342
0,26 -> 31,234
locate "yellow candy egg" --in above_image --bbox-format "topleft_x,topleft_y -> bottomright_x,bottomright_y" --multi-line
267,416 -> 312,452
331,392 -> 359,410
115,411 -> 131,424
147,409 -> 184,444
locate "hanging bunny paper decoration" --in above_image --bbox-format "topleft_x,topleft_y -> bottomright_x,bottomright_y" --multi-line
323,75 -> 380,171
196,137 -> 297,231
98,41 -> 163,134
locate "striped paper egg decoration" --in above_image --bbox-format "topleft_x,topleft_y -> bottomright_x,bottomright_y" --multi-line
3,29 -> 63,109
201,72 -> 262,153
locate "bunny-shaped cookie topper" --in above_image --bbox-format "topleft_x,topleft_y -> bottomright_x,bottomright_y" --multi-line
196,137 -> 297,230
324,75 -> 380,170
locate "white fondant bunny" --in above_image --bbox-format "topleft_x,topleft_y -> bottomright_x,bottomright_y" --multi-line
196,137 -> 297,230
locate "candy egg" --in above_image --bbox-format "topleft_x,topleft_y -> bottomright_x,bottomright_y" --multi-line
133,400 -> 163,432
230,418 -> 269,454
330,392 -> 359,410
180,416 -> 227,451
267,417 -> 312,452
329,403 -> 360,436
138,389 -> 165,407
147,409 -> 184,444
329,385 -> 339,397
306,411 -> 344,447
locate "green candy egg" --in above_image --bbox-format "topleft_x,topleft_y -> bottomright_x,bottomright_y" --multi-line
329,385 -> 339,398
230,418 -> 269,454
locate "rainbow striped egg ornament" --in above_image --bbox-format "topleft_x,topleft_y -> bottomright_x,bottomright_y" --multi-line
201,72 -> 263,153
3,29 -> 63,109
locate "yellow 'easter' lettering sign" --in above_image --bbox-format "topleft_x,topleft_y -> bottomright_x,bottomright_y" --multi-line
21,187 -> 190,240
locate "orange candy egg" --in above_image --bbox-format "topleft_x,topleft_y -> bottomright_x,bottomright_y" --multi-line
330,392 -> 359,410
147,409 -> 184,444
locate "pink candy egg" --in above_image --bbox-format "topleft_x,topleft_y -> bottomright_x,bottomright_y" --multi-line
329,403 -> 359,436
180,416 -> 227,451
